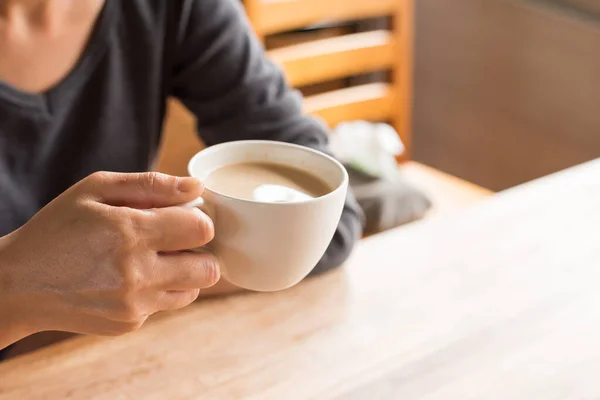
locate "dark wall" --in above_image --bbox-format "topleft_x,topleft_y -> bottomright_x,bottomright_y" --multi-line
413,0 -> 600,191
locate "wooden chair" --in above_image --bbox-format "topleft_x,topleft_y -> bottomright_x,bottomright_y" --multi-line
244,0 -> 492,213
156,0 -> 492,215
246,0 -> 411,153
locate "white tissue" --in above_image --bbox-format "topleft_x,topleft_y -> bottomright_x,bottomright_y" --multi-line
329,121 -> 405,179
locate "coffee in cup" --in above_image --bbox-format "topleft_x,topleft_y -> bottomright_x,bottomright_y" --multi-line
185,140 -> 348,292
204,162 -> 331,203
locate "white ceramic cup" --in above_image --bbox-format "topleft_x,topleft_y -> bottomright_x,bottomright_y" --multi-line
184,140 -> 348,292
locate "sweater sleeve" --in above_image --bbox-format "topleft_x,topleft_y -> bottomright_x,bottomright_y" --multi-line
168,0 -> 363,273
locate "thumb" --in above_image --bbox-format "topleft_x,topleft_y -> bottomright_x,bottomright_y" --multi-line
80,171 -> 203,208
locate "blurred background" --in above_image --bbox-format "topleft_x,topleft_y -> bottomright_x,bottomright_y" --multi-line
156,0 -> 600,233
413,0 -> 600,191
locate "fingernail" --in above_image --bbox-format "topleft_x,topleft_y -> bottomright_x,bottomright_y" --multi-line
177,177 -> 203,193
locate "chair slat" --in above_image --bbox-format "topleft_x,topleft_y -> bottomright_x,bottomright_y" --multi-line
304,83 -> 394,127
269,31 -> 395,87
251,0 -> 396,36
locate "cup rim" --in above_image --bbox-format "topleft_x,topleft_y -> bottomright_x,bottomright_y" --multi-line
187,140 -> 348,206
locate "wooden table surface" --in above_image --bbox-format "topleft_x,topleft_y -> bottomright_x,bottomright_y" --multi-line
1,160 -> 600,400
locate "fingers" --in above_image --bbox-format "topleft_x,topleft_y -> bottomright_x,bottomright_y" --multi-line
156,289 -> 201,312
133,206 -> 214,251
82,171 -> 203,208
155,251 -> 220,291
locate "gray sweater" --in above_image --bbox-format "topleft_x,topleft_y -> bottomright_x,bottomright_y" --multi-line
0,0 -> 363,274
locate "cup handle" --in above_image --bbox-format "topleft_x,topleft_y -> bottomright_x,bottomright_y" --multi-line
179,197 -> 215,253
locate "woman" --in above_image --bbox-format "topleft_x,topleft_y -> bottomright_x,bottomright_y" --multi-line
0,0 -> 362,357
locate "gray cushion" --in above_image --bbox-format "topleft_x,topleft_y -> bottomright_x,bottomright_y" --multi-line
347,166 -> 432,234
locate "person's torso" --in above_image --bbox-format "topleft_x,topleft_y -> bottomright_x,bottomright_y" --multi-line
0,0 -> 174,236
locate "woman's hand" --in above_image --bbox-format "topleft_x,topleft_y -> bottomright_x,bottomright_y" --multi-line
0,172 -> 219,349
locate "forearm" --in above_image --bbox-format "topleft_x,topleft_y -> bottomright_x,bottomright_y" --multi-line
0,235 -> 37,350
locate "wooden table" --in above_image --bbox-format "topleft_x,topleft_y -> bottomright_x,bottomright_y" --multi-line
1,160 -> 600,400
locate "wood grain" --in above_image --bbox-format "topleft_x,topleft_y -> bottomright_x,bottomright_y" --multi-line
1,159 -> 599,399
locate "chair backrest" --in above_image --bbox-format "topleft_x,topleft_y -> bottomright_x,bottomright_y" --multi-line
245,0 -> 414,158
